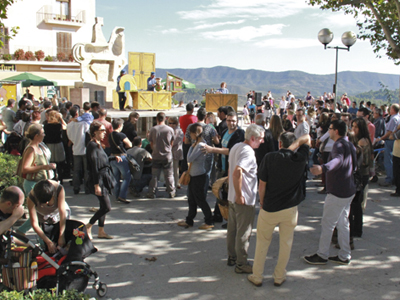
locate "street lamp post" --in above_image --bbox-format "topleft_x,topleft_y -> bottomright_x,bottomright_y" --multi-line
318,28 -> 356,104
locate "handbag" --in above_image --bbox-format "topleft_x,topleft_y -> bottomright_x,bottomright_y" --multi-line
179,163 -> 192,186
110,132 -> 140,174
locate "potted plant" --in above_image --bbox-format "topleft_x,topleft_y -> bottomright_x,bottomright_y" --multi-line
57,52 -> 66,61
2,54 -> 12,61
68,53 -> 74,62
25,50 -> 34,61
14,48 -> 25,60
35,50 -> 45,61
44,55 -> 53,62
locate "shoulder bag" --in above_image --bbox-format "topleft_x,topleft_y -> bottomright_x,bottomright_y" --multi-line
110,132 -> 140,174
179,163 -> 192,186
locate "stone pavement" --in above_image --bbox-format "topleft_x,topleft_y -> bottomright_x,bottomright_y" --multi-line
25,177 -> 400,300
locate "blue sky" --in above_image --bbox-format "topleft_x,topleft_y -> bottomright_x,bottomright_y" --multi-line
97,0 -> 399,75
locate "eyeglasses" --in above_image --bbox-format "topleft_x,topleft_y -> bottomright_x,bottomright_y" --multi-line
328,127 -> 334,130
97,129 -> 106,132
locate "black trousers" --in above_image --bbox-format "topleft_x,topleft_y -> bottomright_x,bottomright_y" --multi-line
349,175 -> 369,238
394,156 -> 400,194
89,192 -> 111,227
186,173 -> 213,226
118,92 -> 126,110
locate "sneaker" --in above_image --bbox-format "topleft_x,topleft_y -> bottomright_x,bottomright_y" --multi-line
247,274 -> 262,287
198,223 -> 214,230
169,192 -> 175,198
328,255 -> 350,265
303,253 -> 327,265
370,175 -> 378,183
145,193 -> 155,199
227,256 -> 236,266
235,264 -> 253,274
177,220 -> 193,228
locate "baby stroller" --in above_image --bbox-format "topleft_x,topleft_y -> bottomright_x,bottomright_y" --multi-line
0,220 -> 108,297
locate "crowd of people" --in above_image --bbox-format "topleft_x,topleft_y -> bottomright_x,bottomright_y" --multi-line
0,87 -> 399,289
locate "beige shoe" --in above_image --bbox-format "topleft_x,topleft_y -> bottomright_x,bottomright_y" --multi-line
198,223 -> 214,230
248,274 -> 262,287
235,264 -> 253,274
177,220 -> 193,228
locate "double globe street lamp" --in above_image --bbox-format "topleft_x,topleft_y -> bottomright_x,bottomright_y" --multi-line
318,28 -> 357,103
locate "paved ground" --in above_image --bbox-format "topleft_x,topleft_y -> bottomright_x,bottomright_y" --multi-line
23,176 -> 400,300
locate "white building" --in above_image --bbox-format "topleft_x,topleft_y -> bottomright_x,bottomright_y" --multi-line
0,0 -> 120,106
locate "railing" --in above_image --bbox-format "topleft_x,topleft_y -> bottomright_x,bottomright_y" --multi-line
36,8 -> 85,26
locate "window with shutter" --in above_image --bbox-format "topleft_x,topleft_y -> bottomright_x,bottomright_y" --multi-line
56,32 -> 72,55
0,27 -> 10,55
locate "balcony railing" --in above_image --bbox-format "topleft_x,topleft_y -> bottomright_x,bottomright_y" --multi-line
37,8 -> 85,27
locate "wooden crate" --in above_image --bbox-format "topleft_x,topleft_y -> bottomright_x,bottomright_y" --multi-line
206,94 -> 238,112
130,91 -> 171,110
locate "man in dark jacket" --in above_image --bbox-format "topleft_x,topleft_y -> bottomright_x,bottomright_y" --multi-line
305,120 -> 356,265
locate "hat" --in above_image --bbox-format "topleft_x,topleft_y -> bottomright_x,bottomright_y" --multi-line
151,72 -> 155,75
121,70 -> 126,75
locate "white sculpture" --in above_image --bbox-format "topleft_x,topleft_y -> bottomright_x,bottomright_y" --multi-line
72,17 -> 126,83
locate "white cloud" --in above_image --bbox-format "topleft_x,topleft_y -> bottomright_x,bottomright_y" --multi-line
161,28 -> 179,34
177,0 -> 309,20
255,38 -> 321,48
188,20 -> 245,30
320,13 -> 358,28
201,24 -> 286,42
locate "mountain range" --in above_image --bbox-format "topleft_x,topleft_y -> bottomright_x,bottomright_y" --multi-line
157,66 -> 399,100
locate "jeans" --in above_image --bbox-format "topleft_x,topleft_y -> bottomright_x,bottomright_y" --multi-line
110,155 -> 131,199
227,202 -> 255,267
252,206 -> 298,284
317,193 -> 354,261
131,174 -> 152,192
384,140 -> 394,183
73,155 -> 88,192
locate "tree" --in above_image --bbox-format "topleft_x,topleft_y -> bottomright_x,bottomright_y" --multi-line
308,0 -> 400,65
0,0 -> 19,48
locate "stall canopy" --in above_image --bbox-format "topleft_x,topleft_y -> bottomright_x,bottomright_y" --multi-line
2,72 -> 56,87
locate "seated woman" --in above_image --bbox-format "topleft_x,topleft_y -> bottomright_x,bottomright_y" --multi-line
27,179 -> 70,253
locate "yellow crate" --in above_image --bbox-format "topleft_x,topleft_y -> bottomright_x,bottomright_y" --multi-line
130,91 -> 171,110
206,94 -> 238,113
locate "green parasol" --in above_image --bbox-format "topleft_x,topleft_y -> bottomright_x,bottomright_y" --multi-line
2,72 -> 56,87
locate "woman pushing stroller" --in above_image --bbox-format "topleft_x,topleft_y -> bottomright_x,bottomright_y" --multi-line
27,179 -> 70,253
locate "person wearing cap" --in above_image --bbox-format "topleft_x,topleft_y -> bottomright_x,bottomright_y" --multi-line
147,72 -> 157,91
117,70 -> 127,111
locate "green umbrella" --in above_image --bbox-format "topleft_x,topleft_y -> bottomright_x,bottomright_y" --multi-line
2,72 -> 56,87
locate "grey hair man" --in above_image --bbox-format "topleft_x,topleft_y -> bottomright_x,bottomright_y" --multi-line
227,124 -> 264,274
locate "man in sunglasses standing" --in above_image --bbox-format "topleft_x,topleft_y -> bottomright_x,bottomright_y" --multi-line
305,120 -> 356,265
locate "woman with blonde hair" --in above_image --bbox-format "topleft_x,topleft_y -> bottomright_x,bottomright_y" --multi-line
44,110 -> 67,184
18,123 -> 56,234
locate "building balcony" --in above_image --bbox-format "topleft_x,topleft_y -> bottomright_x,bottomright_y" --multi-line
36,8 -> 85,28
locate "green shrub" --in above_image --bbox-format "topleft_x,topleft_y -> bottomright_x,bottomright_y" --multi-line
44,55 -> 53,62
0,289 -> 90,299
3,54 -> 12,61
0,152 -> 22,195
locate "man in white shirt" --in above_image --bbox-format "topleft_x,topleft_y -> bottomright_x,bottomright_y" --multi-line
66,106 -> 90,194
294,109 -> 310,139
227,124 -> 264,274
